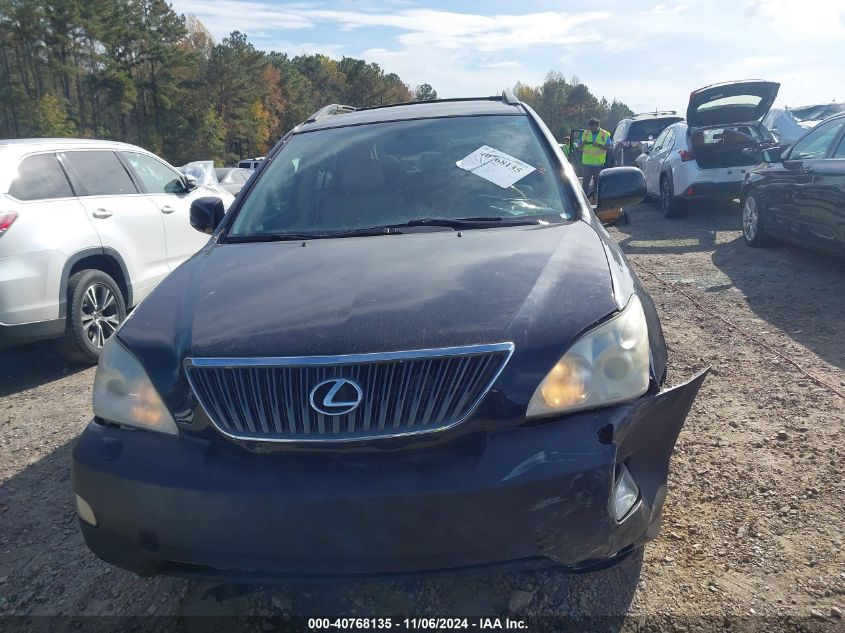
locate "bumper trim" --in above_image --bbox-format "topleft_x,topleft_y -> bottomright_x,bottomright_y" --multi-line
677,180 -> 742,200
0,318 -> 65,349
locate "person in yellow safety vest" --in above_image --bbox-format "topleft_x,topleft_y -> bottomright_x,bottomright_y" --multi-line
577,117 -> 612,194
560,135 -> 571,159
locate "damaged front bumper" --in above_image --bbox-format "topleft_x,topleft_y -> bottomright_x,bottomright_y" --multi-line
72,370 -> 708,580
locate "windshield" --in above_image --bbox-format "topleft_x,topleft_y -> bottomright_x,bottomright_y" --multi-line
790,103 -> 845,122
698,95 -> 762,111
228,115 -> 571,238
628,118 -> 682,141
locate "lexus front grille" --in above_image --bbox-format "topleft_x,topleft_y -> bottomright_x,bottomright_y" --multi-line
185,343 -> 514,442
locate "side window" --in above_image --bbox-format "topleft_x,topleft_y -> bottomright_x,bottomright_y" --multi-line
613,122 -> 627,141
123,152 -> 184,194
8,153 -> 74,201
831,132 -> 845,158
788,120 -> 844,160
652,128 -> 670,152
60,151 -> 137,196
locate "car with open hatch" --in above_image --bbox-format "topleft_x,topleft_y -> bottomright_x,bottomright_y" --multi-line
72,92 -> 707,580
638,80 -> 780,217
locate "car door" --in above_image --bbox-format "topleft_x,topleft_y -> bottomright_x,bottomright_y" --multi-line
645,128 -> 670,194
121,151 -> 210,269
805,120 -> 845,254
59,149 -> 169,304
3,152 -> 99,324
640,132 -> 661,194
771,118 -> 844,245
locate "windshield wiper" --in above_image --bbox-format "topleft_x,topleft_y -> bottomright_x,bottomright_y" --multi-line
226,217 -> 544,243
388,217 -> 544,229
226,227 -> 392,243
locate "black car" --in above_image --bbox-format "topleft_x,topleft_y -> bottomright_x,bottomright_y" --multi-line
742,111 -> 845,256
611,112 -> 684,166
72,93 -> 707,579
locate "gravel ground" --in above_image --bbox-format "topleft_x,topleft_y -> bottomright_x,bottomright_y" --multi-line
1,199 -> 844,631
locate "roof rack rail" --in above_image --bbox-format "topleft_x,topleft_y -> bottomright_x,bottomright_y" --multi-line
633,110 -> 678,117
305,104 -> 357,123
501,89 -> 520,105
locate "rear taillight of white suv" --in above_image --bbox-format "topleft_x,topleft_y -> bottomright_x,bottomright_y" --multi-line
678,149 -> 694,162
0,212 -> 18,237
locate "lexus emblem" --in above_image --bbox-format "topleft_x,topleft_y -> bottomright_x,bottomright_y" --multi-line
309,378 -> 363,416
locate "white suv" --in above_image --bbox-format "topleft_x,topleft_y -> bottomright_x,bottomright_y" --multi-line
237,157 -> 265,170
0,139 -> 234,362
637,80 -> 780,217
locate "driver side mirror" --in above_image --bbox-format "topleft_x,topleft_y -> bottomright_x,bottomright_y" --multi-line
596,167 -> 646,212
761,147 -> 783,163
184,175 -> 199,192
190,197 -> 226,234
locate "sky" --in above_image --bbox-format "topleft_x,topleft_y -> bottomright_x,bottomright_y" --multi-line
170,0 -> 845,114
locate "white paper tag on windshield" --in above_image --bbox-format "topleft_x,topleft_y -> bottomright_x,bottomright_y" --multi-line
456,145 -> 536,189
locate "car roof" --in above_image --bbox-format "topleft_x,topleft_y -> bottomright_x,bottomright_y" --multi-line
298,98 -> 524,132
620,112 -> 681,121
819,111 -> 845,123
0,137 -> 145,155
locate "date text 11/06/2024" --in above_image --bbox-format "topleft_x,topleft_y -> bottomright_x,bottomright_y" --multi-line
308,618 -> 528,630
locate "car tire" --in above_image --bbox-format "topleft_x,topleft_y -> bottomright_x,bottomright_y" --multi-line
660,175 -> 680,218
742,192 -> 768,247
54,270 -> 127,364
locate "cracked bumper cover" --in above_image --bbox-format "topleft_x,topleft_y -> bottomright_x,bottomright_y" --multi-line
72,370 -> 707,579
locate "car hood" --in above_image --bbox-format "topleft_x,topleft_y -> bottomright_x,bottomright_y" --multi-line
118,222 -> 621,412
687,80 -> 780,128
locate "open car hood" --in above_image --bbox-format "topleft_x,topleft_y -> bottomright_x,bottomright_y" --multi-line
687,80 -> 780,128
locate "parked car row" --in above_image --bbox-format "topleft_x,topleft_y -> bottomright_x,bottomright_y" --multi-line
636,80 -> 781,217
0,140 -> 235,362
614,79 -> 844,258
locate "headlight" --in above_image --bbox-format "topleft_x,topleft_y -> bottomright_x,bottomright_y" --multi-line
92,337 -> 179,435
527,294 -> 650,418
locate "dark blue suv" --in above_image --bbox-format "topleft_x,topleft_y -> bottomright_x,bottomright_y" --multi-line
72,92 -> 706,579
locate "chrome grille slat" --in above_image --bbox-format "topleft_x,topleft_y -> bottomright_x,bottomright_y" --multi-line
284,368 -> 297,435
186,343 -> 514,443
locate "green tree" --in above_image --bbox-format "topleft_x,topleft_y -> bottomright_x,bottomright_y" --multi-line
5,3 -> 642,167
293,54 -> 347,106
33,93 -> 77,136
413,83 -> 438,101
512,72 -> 632,142
208,31 -> 268,160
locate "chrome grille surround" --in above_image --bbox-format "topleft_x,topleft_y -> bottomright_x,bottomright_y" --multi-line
185,342 -> 514,443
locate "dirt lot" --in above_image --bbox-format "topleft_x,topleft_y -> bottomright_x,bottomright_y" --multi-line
1,199 -> 844,630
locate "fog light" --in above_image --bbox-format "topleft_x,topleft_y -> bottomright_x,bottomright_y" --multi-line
75,494 -> 98,527
613,465 -> 639,521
